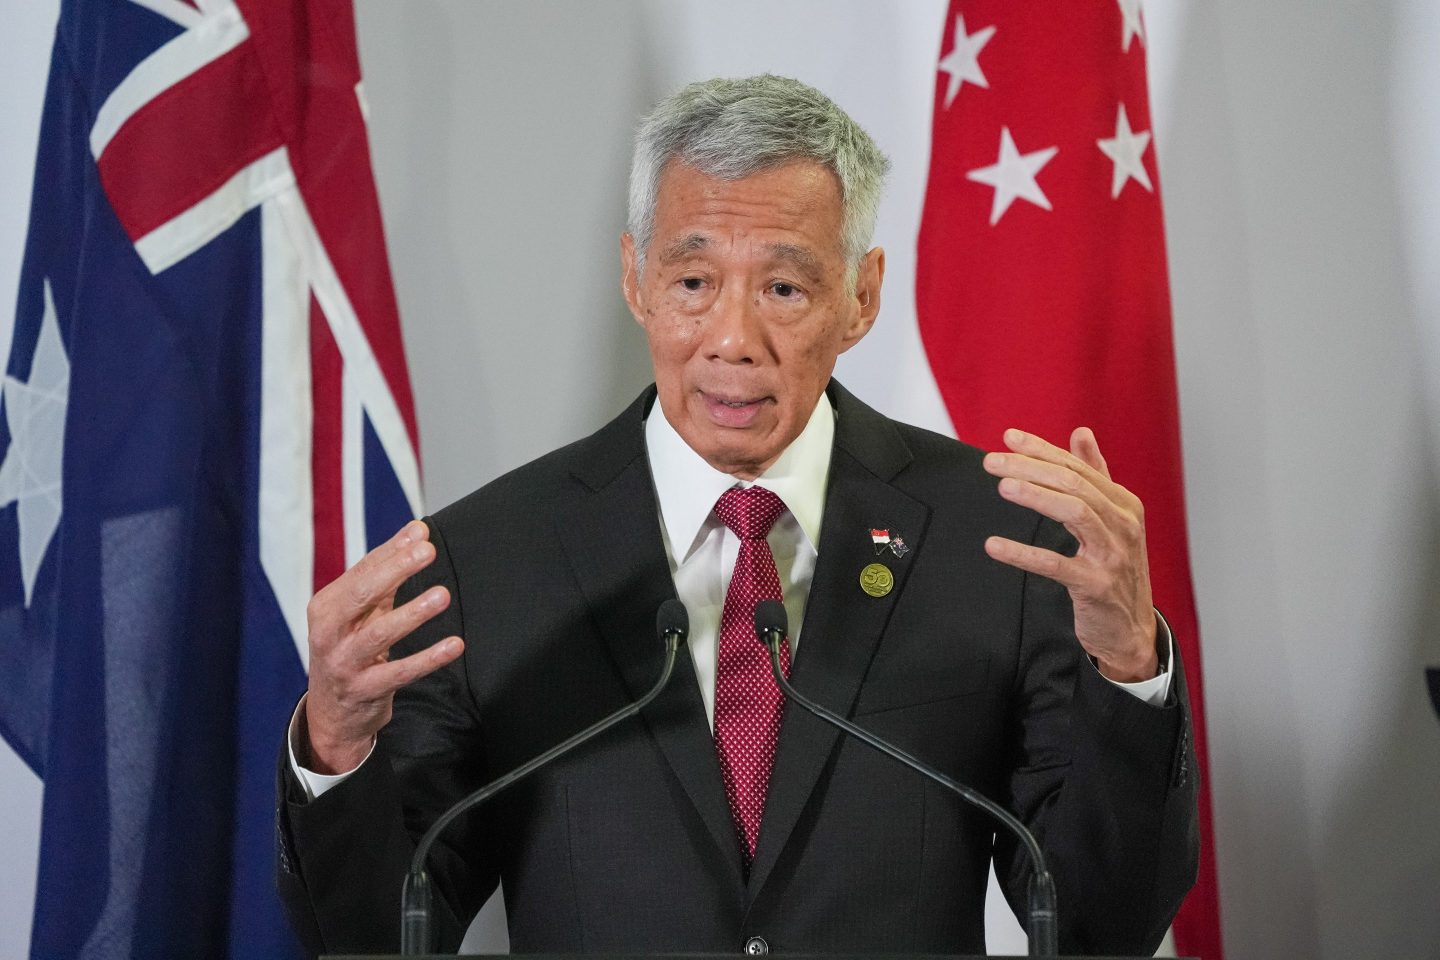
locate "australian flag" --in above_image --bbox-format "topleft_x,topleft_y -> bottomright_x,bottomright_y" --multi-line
0,1 -> 422,956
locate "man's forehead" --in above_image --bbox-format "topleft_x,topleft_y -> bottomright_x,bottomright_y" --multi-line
654,158 -> 842,217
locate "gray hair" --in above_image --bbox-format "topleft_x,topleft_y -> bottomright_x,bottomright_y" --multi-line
627,74 -> 890,278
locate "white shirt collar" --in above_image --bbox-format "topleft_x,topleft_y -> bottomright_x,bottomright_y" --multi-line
645,391 -> 834,563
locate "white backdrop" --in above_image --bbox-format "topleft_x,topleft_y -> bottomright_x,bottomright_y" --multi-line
2,2 -> 1438,958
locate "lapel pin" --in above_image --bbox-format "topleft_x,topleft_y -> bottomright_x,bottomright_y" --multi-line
859,562 -> 894,598
870,527 -> 910,559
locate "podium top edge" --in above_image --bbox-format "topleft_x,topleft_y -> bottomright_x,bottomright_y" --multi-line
323,955 -> 1195,959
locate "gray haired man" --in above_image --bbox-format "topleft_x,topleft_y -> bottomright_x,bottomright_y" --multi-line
278,74 -> 1198,957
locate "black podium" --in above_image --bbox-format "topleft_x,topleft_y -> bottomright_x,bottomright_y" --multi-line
326,954 -> 1191,959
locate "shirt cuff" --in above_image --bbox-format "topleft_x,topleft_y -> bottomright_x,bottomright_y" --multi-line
286,693 -> 375,801
1097,609 -> 1174,707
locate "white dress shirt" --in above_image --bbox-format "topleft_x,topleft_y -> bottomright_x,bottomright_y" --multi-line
291,392 -> 1171,798
645,392 -> 835,730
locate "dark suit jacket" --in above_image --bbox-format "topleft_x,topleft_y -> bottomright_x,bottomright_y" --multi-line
277,381 -> 1198,957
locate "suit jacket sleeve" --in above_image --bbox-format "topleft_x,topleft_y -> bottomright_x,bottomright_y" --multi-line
993,514 -> 1200,955
274,518 -> 495,958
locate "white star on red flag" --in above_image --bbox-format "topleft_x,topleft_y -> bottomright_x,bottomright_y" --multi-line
1096,103 -> 1154,197
937,13 -> 997,108
1117,0 -> 1146,51
965,127 -> 1058,225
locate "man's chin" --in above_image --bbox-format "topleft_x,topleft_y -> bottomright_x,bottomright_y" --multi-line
692,430 -> 780,480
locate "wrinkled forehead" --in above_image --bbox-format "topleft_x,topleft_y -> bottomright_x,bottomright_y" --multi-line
649,159 -> 847,256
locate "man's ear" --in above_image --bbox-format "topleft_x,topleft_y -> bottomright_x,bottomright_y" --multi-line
840,246 -> 885,352
620,233 -> 646,326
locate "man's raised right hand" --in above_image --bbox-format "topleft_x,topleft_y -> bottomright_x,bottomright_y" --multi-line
301,519 -> 465,774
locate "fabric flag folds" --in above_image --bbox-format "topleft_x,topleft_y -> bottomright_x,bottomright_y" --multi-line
915,2 -> 1222,957
0,0 -> 420,957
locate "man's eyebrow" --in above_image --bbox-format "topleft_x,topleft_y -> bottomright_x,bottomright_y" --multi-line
655,235 -> 825,277
658,234 -> 711,263
764,242 -> 823,277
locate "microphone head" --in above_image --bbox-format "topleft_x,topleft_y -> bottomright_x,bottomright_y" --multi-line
656,598 -> 689,645
753,600 -> 788,647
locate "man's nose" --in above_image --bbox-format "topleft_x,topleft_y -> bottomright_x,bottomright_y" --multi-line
705,286 -> 762,364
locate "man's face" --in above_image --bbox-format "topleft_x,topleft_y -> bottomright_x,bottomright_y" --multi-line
621,159 -> 884,479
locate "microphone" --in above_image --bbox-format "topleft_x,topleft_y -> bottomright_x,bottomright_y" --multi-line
753,600 -> 1058,958
400,599 -> 690,955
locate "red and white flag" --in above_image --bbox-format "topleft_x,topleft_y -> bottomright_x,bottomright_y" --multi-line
915,3 -> 1222,957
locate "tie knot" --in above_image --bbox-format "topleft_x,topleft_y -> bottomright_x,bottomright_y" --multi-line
714,486 -> 787,541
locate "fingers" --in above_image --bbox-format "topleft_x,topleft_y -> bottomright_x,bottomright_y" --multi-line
993,474 -> 1109,545
983,429 -> 1156,672
1001,428 -> 1110,489
304,631 -> 464,770
350,584 -> 453,665
349,521 -> 433,610
983,446 -> 1110,547
1069,426 -> 1109,479
987,450 -> 1096,505
362,635 -> 466,699
312,520 -> 436,632
984,429 -> 1142,519
982,426 -> 1147,589
984,532 -> 1094,592
302,520 -> 463,764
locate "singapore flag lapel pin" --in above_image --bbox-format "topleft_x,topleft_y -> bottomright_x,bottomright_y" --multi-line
869,527 -> 910,558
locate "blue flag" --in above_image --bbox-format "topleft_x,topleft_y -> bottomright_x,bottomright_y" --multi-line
0,1 -> 424,956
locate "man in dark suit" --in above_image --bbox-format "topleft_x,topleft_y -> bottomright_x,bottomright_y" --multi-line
278,75 -> 1197,957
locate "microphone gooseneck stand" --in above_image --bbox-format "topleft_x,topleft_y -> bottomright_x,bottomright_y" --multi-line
400,600 -> 690,955
752,600 -> 1059,958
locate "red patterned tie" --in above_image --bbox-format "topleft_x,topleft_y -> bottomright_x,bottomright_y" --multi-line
712,485 -> 792,864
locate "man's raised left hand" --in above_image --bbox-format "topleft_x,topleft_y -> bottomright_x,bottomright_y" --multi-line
981,427 -> 1159,683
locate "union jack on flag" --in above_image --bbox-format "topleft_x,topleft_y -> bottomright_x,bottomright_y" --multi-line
0,0 -> 420,956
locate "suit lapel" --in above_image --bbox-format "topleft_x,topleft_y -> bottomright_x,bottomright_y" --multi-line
745,382 -> 932,903
554,390 -> 742,883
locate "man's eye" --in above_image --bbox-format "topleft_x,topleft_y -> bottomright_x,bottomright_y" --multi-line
771,282 -> 799,299
679,277 -> 705,292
